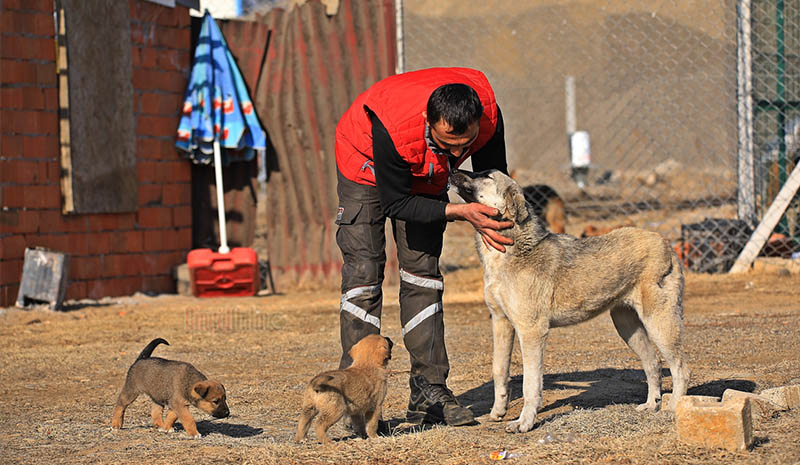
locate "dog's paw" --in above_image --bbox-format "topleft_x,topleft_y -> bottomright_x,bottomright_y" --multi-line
505,417 -> 535,433
635,401 -> 659,412
187,433 -> 203,439
158,427 -> 175,433
487,408 -> 506,422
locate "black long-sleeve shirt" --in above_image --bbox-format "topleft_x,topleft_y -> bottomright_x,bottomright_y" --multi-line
371,107 -> 507,223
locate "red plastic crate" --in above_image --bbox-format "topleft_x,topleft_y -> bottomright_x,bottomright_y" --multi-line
187,247 -> 260,297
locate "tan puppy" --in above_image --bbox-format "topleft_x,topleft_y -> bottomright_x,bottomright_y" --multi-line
450,169 -> 688,434
295,334 -> 393,445
111,338 -> 229,438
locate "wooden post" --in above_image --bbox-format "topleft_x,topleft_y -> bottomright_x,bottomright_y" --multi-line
729,160 -> 800,273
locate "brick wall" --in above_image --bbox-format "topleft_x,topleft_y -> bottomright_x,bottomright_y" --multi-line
0,0 -> 193,306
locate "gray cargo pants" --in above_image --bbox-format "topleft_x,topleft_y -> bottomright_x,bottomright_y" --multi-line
336,170 -> 450,384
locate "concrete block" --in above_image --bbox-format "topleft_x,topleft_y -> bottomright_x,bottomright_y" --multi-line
675,396 -> 753,451
661,394 -> 719,411
16,247 -> 70,310
722,389 -> 782,421
174,263 -> 191,296
759,385 -> 800,410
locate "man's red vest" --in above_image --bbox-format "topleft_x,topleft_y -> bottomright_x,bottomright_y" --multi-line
335,67 -> 498,195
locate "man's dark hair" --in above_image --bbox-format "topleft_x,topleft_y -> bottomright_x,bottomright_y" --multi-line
426,83 -> 483,134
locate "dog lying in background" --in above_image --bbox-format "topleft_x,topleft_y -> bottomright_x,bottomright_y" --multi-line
509,171 -> 567,234
450,169 -> 688,434
581,221 -> 635,237
521,184 -> 567,234
111,338 -> 229,438
295,334 -> 393,445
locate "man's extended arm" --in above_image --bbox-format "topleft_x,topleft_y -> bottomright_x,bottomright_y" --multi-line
371,109 -> 513,251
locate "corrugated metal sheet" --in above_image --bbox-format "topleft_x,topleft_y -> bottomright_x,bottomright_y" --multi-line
222,0 -> 396,289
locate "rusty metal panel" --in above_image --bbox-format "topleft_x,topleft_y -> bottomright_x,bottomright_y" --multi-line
222,0 -> 396,289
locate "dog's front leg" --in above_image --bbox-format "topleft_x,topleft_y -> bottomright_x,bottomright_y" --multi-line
506,327 -> 547,433
173,405 -> 201,438
489,310 -> 515,421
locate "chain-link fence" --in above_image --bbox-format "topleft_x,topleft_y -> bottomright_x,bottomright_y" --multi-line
401,0 -> 800,273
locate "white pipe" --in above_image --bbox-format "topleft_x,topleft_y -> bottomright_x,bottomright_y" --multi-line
737,0 -> 755,226
565,75 -> 576,135
213,140 -> 230,254
395,0 -> 404,74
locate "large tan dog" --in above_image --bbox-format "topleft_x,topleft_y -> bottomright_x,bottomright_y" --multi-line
295,334 -> 393,445
449,169 -> 688,433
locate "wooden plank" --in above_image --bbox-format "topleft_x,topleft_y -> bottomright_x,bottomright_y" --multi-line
729,160 -> 800,273
56,3 -> 75,214
60,0 -> 137,213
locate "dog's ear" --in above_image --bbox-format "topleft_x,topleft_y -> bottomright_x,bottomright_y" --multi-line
503,184 -> 531,225
384,337 -> 393,362
193,381 -> 210,399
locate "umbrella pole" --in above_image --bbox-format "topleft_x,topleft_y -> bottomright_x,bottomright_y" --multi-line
213,140 -> 230,254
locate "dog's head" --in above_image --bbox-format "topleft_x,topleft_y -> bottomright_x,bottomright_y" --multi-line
190,380 -> 230,418
349,334 -> 393,367
449,169 -> 530,225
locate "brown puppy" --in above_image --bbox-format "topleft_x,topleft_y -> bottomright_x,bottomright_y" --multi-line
521,184 -> 567,234
111,338 -> 229,438
295,334 -> 393,445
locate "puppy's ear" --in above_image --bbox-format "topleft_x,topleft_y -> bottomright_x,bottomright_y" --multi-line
503,184 -> 531,225
193,381 -> 210,399
384,337 -> 393,362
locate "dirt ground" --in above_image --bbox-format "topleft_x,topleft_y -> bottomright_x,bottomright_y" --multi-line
2,223 -> 800,464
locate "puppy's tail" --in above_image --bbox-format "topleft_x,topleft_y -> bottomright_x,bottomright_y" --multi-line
310,371 -> 348,393
136,338 -> 169,360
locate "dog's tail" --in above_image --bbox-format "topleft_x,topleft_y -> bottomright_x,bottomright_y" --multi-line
310,371 -> 348,393
136,338 -> 169,360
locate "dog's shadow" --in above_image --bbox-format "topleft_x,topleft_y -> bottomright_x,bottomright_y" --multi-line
192,420 -> 263,438
457,368 -> 757,418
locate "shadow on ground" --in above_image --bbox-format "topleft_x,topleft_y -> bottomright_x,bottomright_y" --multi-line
195,420 -> 264,438
457,368 -> 758,418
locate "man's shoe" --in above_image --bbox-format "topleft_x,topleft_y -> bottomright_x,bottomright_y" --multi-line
406,375 -> 474,426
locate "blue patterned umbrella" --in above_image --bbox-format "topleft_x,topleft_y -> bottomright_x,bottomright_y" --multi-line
176,11 -> 266,165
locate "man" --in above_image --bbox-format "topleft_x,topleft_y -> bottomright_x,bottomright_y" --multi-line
334,67 -> 512,426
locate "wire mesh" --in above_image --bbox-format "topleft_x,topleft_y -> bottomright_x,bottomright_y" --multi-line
401,0 -> 800,272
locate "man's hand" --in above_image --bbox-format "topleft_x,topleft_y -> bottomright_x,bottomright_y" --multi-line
445,203 -> 514,252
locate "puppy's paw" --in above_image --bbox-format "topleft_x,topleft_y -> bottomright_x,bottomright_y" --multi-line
636,400 -> 659,412
158,427 -> 175,433
187,432 -> 203,439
